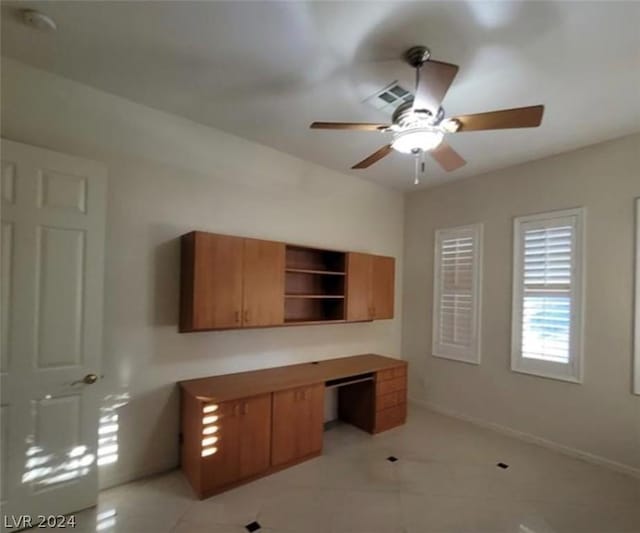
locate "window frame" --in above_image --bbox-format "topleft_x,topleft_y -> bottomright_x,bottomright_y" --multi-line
511,207 -> 585,383
432,223 -> 483,365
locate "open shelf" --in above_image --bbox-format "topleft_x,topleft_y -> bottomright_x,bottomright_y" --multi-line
285,294 -> 344,299
285,268 -> 345,276
285,245 -> 346,323
283,319 -> 347,326
285,246 -> 346,274
284,297 -> 344,323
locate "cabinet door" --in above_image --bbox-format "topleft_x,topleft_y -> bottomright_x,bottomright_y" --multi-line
192,232 -> 244,330
272,384 -> 324,466
242,239 -> 285,327
372,255 -> 395,319
346,252 -> 373,321
201,400 -> 242,492
238,394 -> 272,479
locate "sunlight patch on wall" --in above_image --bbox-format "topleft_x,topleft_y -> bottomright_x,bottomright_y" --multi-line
98,393 -> 129,467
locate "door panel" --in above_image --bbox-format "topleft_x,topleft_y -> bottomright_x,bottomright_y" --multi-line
201,400 -> 241,491
238,394 -> 271,479
0,139 -> 106,524
1,222 -> 13,373
193,233 -> 243,330
346,252 -> 373,321
272,384 -> 323,466
35,226 -> 85,368
296,384 -> 324,458
372,255 -> 395,319
242,239 -> 285,327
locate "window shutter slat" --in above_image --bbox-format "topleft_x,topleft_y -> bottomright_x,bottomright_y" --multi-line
433,225 -> 482,363
519,222 -> 575,365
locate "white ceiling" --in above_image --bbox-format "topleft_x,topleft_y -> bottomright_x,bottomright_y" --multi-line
2,1 -> 640,190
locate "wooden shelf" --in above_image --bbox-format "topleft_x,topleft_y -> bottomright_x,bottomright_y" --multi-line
285,268 -> 345,276
283,319 -> 347,326
285,294 -> 344,299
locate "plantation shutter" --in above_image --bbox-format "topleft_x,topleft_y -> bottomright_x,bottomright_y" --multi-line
433,225 -> 482,363
512,208 -> 584,382
521,224 -> 573,363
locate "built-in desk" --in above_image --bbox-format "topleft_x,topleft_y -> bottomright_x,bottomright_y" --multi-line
179,354 -> 407,498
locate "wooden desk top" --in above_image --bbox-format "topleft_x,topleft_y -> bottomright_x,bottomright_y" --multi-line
179,353 -> 406,402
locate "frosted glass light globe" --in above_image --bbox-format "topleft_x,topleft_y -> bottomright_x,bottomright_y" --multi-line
392,129 -> 444,154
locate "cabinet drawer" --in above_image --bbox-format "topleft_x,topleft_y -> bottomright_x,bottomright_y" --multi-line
377,365 -> 406,382
376,391 -> 404,411
374,404 -> 406,433
376,376 -> 406,396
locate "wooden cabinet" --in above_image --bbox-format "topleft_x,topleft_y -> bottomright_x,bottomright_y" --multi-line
180,231 -> 395,331
272,384 -> 324,466
373,364 -> 407,433
346,252 -> 373,321
346,253 -> 396,321
372,255 -> 395,319
181,232 -> 244,331
199,394 -> 271,497
180,354 -> 408,499
242,238 -> 285,327
180,232 -> 284,331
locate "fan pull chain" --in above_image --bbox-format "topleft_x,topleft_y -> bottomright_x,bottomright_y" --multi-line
413,149 -> 427,185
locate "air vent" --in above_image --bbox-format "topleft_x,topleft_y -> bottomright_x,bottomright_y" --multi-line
364,81 -> 414,114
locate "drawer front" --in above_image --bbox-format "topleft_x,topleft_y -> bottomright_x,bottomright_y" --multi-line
376,391 -> 404,411
377,365 -> 407,382
374,403 -> 407,433
376,376 -> 406,396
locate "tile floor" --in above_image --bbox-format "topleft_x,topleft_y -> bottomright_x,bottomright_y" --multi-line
64,405 -> 640,533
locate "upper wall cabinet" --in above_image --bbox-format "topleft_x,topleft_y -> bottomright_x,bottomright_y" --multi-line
180,232 -> 244,331
346,252 -> 374,321
180,232 -> 284,331
243,238 -> 285,327
372,255 -> 395,319
179,231 -> 394,332
346,253 -> 396,322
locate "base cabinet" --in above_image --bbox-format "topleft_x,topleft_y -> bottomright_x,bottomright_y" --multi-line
271,384 -> 324,466
200,394 -> 271,496
180,355 -> 407,499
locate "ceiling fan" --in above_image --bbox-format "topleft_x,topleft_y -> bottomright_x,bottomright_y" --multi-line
310,46 -> 544,177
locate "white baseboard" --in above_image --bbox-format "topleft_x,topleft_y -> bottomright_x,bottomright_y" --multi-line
409,397 -> 640,480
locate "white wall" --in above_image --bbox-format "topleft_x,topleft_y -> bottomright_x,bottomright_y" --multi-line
1,59 -> 404,488
403,133 -> 640,474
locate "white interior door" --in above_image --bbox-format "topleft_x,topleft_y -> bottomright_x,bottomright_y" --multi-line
1,139 -> 106,529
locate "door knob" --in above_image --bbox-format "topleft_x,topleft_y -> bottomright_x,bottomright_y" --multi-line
72,373 -> 99,386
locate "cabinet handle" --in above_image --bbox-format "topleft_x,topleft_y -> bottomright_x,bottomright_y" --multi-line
242,402 -> 248,415
302,389 -> 307,400
235,311 -> 240,323
233,403 -> 240,416
244,310 -> 250,324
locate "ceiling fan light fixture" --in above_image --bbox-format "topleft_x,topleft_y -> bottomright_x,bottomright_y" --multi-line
391,129 -> 444,154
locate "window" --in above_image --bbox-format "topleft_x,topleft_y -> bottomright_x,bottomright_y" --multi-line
511,208 -> 585,382
432,224 -> 483,364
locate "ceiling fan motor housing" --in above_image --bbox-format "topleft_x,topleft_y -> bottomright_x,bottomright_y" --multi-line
392,100 -> 444,128
404,46 -> 431,67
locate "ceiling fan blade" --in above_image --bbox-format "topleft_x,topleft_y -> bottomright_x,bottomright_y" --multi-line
451,105 -> 544,132
351,144 -> 393,169
310,122 -> 389,131
430,141 -> 466,172
413,60 -> 459,116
